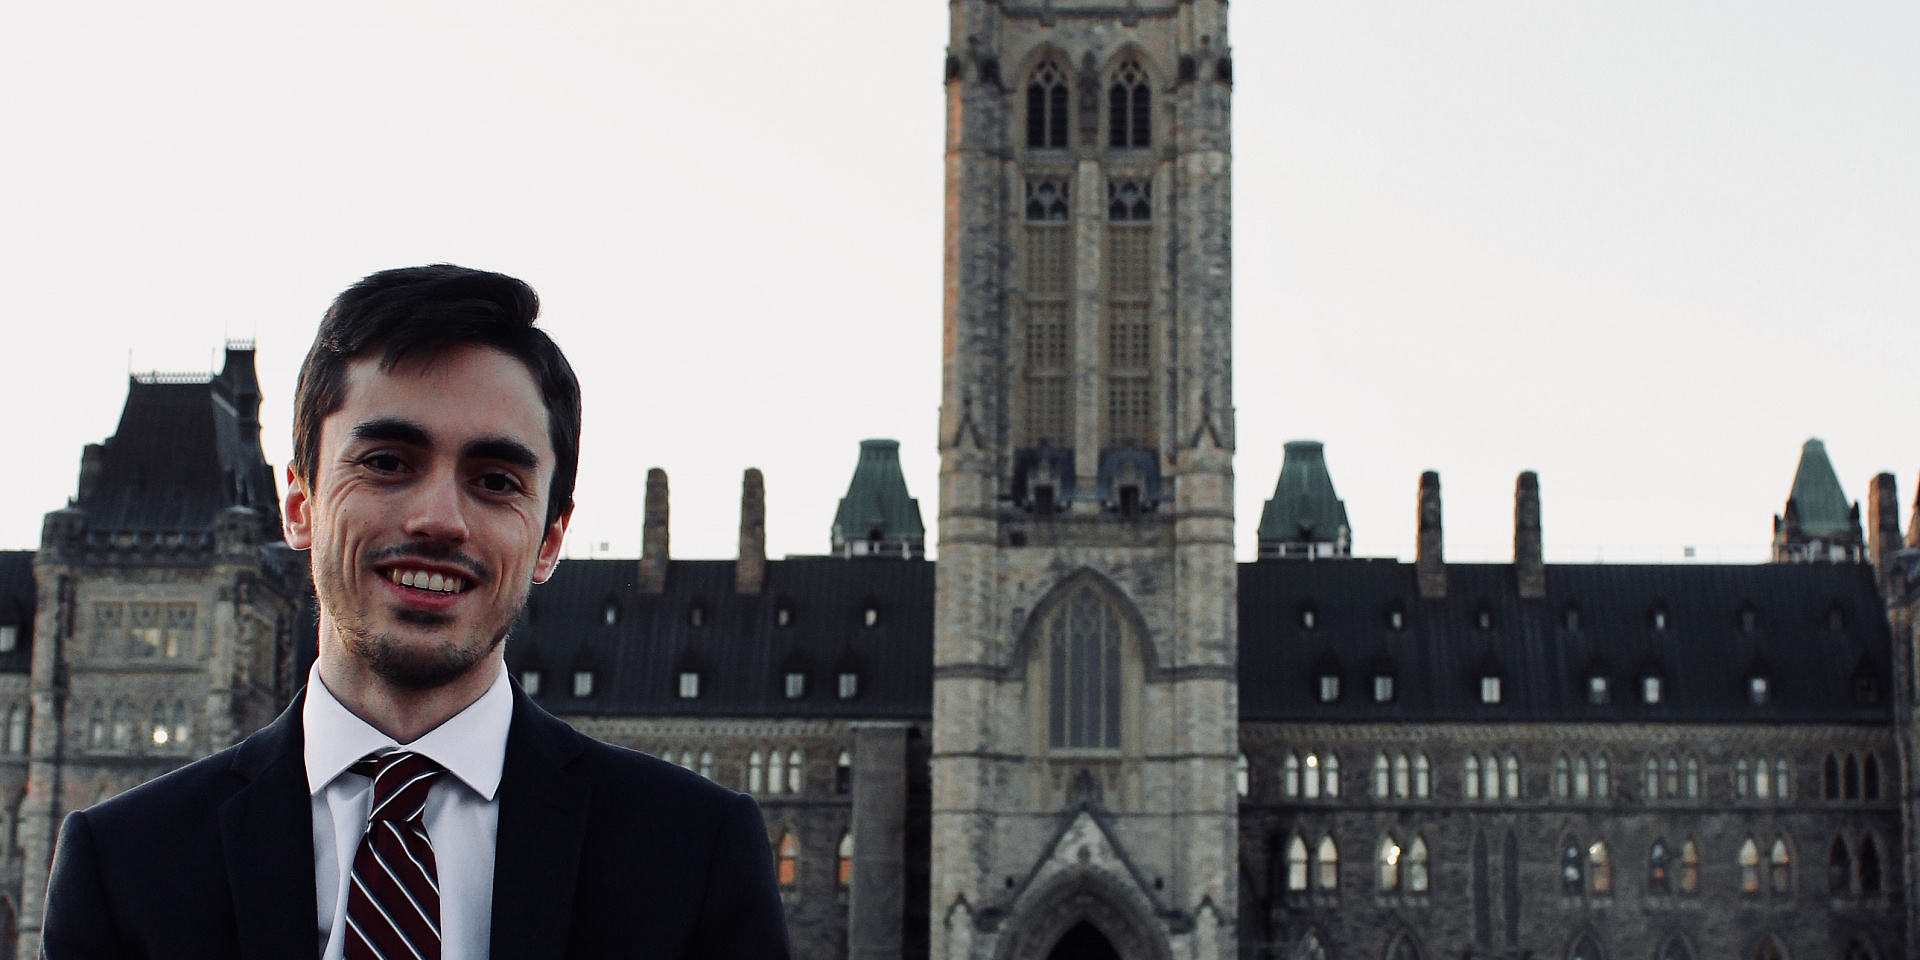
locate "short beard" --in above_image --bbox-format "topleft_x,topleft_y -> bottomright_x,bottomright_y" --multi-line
344,612 -> 513,691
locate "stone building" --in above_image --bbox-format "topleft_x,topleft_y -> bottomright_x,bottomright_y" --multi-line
0,3 -> 1913,959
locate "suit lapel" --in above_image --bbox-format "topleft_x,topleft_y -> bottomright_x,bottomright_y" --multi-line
218,692 -> 322,960
490,686 -> 591,960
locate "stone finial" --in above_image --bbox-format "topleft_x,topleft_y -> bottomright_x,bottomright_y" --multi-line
638,468 -> 669,594
1416,471 -> 1445,599
1514,471 -> 1545,599
737,468 -> 766,595
1867,472 -> 1901,581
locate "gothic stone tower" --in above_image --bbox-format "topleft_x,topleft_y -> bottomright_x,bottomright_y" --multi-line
933,2 -> 1236,958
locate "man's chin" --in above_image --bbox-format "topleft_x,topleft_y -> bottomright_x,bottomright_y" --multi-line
346,620 -> 506,692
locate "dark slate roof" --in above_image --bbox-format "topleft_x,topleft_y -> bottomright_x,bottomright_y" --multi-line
1786,438 -> 1854,536
1257,440 -> 1349,544
0,551 -> 35,673
831,440 -> 926,547
1239,560 -> 1894,724
508,557 -> 935,719
76,347 -> 281,536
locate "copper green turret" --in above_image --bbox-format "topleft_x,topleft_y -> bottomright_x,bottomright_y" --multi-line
1772,438 -> 1864,563
832,440 -> 925,559
1258,441 -> 1351,560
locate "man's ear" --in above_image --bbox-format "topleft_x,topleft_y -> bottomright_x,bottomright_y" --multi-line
532,502 -> 573,584
285,465 -> 313,550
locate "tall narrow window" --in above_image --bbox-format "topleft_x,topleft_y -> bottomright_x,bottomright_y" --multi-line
1046,588 -> 1125,750
1665,756 -> 1680,797
1482,754 -> 1499,801
837,831 -> 855,887
1844,754 -> 1860,798
1373,754 -> 1390,798
769,749 -> 786,796
1595,755 -> 1611,799
1323,754 -> 1341,798
1304,754 -> 1321,800
787,750 -> 803,794
1859,835 -> 1881,893
1408,836 -> 1430,893
749,750 -> 765,795
1755,758 -> 1771,800
1560,838 -> 1584,894
1286,835 -> 1310,892
1737,759 -> 1751,799
1553,755 -> 1570,798
1574,755 -> 1591,799
1769,838 -> 1791,893
1679,840 -> 1700,893
1589,841 -> 1611,894
5,706 -> 25,755
1645,756 -> 1660,800
1283,753 -> 1301,798
1235,754 -> 1250,797
1026,61 -> 1069,148
1863,754 -> 1881,799
1413,754 -> 1431,798
1108,59 -> 1151,148
1502,755 -> 1520,799
777,833 -> 800,887
1378,836 -> 1401,891
1648,838 -> 1671,893
1464,755 -> 1481,800
1105,178 -> 1152,448
1774,757 -> 1790,800
699,749 -> 714,780
1023,177 -> 1073,448
1825,754 -> 1842,798
1739,838 -> 1761,892
1685,756 -> 1700,800
1393,754 -> 1410,798
1316,836 -> 1339,892
836,750 -> 853,794
1828,836 -> 1851,894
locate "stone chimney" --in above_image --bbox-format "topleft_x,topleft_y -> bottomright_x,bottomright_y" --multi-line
1416,471 -> 1445,599
1867,472 -> 1901,586
638,468 -> 670,594
737,468 -> 766,595
1514,471 -> 1545,598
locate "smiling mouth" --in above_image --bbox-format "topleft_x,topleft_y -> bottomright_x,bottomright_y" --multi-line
384,567 -> 472,595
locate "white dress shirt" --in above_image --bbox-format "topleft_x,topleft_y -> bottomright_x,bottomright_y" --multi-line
304,662 -> 513,960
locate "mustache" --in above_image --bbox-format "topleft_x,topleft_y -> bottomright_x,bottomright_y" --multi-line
365,542 -> 491,584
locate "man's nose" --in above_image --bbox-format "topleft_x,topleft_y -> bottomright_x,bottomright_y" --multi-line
403,468 -> 471,543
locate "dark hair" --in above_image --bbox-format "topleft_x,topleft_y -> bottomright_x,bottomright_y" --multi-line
292,264 -> 582,528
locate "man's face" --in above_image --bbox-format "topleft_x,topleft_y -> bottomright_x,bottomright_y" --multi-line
286,343 -> 569,690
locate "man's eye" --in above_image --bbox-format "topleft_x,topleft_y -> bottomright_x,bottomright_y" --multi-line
478,473 -> 521,494
362,453 -> 405,473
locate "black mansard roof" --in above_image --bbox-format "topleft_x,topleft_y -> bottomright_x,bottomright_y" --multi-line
1239,560 -> 1894,725
72,347 -> 281,536
509,558 -> 936,719
508,553 -> 1891,726
0,551 -> 35,673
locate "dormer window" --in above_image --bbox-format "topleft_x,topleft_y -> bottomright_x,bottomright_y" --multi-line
1588,676 -> 1610,705
1300,604 -> 1318,630
677,671 -> 701,699
1651,607 -> 1669,632
1642,676 -> 1663,704
1475,607 -> 1494,631
1739,605 -> 1757,633
1480,676 -> 1503,704
1388,608 -> 1405,631
1749,676 -> 1770,705
519,670 -> 543,696
776,601 -> 794,628
862,602 -> 881,628
838,672 -> 860,700
0,625 -> 17,652
1563,605 -> 1582,631
1318,675 -> 1341,703
784,672 -> 806,700
571,670 -> 595,698
1373,675 -> 1395,703
688,603 -> 706,628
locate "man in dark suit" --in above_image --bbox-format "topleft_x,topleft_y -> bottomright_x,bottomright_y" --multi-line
40,265 -> 790,959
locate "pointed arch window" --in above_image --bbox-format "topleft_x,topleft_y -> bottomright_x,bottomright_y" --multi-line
776,833 -> 800,887
698,749 -> 714,780
6,705 -> 26,755
86,703 -> 104,750
1684,755 -> 1700,800
1560,838 -> 1584,894
1502,755 -> 1520,799
835,750 -> 853,794
1323,753 -> 1341,798
1769,837 -> 1791,893
1413,754 -> 1431,799
1844,753 -> 1860,798
1573,755 -> 1591,799
1392,754 -> 1410,798
1754,758 -> 1772,799
1235,753 -> 1250,797
1594,755 -> 1611,799
1679,840 -> 1700,893
1373,754 -> 1390,798
1026,61 -> 1069,148
1407,836 -> 1430,893
1283,753 -> 1301,798
1571,935 -> 1602,960
1553,755 -> 1570,798
748,750 -> 765,794
1648,837 -> 1671,893
1828,835 -> 1851,893
1588,841 -> 1612,894
1108,59 -> 1151,148
1482,754 -> 1500,801
1863,753 -> 1880,799
1464,755 -> 1481,800
1045,587 -> 1126,750
1859,835 -> 1882,893
1316,835 -> 1339,892
1825,753 -> 1842,798
1774,757 -> 1791,800
787,749 -> 803,794
1377,835 -> 1402,891
1739,837 -> 1761,892
1286,835 -> 1310,891
837,831 -> 855,887
768,749 -> 786,795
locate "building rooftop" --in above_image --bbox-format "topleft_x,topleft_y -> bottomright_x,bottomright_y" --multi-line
1785,438 -> 1855,537
1257,440 -> 1350,554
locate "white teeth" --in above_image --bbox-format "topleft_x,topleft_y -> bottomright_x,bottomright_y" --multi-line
427,573 -> 445,592
388,569 -> 465,593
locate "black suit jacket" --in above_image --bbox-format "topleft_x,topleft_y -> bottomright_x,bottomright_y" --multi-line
40,684 -> 791,959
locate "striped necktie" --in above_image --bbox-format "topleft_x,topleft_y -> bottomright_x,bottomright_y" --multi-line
345,751 -> 446,960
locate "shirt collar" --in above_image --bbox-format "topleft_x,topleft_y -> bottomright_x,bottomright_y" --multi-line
302,660 -> 514,801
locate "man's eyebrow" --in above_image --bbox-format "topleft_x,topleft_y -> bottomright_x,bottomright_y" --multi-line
349,417 -> 432,448
464,437 -> 541,470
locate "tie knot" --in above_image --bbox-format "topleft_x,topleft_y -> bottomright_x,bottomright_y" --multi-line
350,751 -> 445,823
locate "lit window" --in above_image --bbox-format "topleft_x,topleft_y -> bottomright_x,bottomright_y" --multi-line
837,832 -> 854,887
1373,754 -> 1390,798
1749,677 -> 1769,705
835,750 -> 853,794
1480,676 -> 1502,704
1476,609 -> 1493,631
1389,609 -> 1405,630
1378,837 -> 1401,891
1643,756 -> 1661,798
519,670 -> 542,696
0,625 -> 16,652
148,703 -> 167,746
788,750 -> 803,794
1502,755 -> 1520,799
784,672 -> 806,700
837,672 -> 859,700
1755,758 -> 1772,799
1588,676 -> 1610,705
1301,608 -> 1317,630
1283,753 -> 1301,798
777,833 -> 800,887
699,749 -> 713,779
1774,757 -> 1790,801
1316,836 -> 1339,892
1373,675 -> 1395,703
1464,755 -> 1481,800
769,749 -> 786,795
603,603 -> 617,626
1685,756 -> 1700,800
749,750 -> 765,794
1392,754 -> 1410,798
1413,754 -> 1430,798
1574,755 -> 1591,799
1560,839 -> 1584,894
1653,609 -> 1668,631
1595,756 -> 1611,799
1736,759 -> 1751,799
1679,840 -> 1700,893
776,604 -> 793,628
1482,754 -> 1499,801
1236,753 -> 1250,797
1642,677 -> 1662,704
1553,755 -> 1570,798
1304,754 -> 1322,799
1649,837 -> 1671,894
1589,841 -> 1612,893
862,604 -> 880,628
572,670 -> 594,698
1769,838 -> 1791,893
677,671 -> 700,699
1407,836 -> 1429,892
1324,754 -> 1340,798
1739,838 -> 1761,892
1286,835 -> 1309,891
1318,675 -> 1340,703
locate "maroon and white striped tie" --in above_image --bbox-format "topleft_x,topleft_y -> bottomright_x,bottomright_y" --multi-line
344,751 -> 445,960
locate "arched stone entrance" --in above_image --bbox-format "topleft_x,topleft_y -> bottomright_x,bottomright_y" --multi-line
1047,921 -> 1121,960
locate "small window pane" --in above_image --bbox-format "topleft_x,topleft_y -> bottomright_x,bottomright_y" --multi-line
784,673 -> 806,699
1318,675 -> 1340,702
1287,836 -> 1310,891
1643,676 -> 1662,704
1373,675 -> 1395,702
0,626 -> 16,653
572,670 -> 594,698
677,671 -> 699,699
519,670 -> 542,696
1480,676 -> 1502,704
1588,676 -> 1609,704
838,672 -> 859,699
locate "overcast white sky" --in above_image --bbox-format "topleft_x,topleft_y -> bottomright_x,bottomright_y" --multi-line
1,2 -> 1915,565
